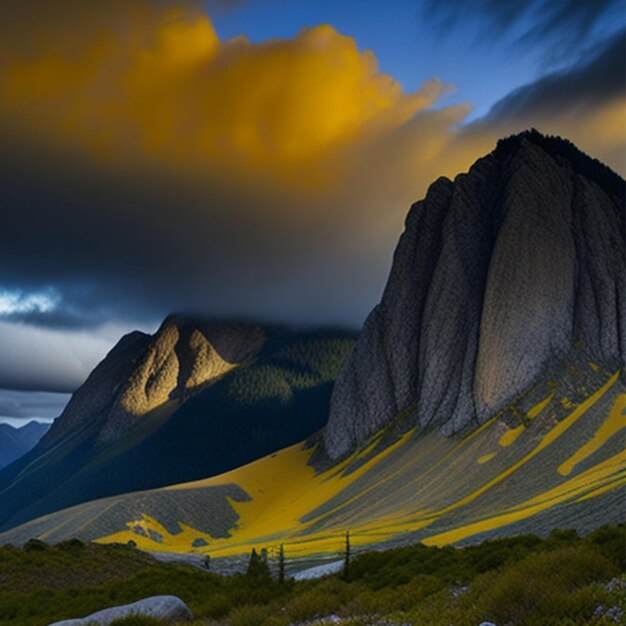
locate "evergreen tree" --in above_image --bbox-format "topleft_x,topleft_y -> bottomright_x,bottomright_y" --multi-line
343,530 -> 351,581
246,547 -> 271,580
278,543 -> 285,584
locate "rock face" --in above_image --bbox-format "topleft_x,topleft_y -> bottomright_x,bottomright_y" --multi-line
324,131 -> 625,460
48,595 -> 194,625
43,315 -> 266,448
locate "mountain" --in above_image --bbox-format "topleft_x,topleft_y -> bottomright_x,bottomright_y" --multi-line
324,130 -> 625,460
0,316 -> 356,532
0,132 -> 623,557
0,421 -> 49,469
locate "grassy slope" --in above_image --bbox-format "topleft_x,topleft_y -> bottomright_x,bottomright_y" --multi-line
0,330 -> 355,532
0,527 -> 624,626
2,361 -> 623,559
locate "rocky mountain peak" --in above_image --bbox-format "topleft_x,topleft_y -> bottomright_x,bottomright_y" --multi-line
43,317 -> 267,448
323,131 -> 625,461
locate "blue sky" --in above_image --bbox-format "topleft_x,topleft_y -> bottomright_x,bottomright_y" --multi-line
207,0 -> 621,119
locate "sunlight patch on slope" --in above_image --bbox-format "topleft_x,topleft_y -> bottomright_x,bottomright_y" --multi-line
432,372 -> 621,516
558,393 -> 626,476
97,429 -> 418,556
423,450 -> 625,546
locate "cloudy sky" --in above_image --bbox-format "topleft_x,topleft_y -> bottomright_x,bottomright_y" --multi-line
0,0 -> 624,422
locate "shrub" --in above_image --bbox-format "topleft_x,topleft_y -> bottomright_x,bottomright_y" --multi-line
229,603 -> 273,626
24,539 -> 48,552
285,588 -> 343,622
0,525 -> 623,626
586,524 -> 626,570
58,539 -> 85,551
464,546 -> 619,626
255,615 -> 289,626
196,592 -> 232,619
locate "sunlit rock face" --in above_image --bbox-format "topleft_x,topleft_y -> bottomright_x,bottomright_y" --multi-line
44,316 -> 266,447
324,131 -> 625,460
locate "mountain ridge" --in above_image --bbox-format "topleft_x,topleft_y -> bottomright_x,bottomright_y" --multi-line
0,318 -> 356,531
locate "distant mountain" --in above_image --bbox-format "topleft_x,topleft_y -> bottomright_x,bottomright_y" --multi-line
0,421 -> 49,469
0,316 -> 355,531
0,132 -> 623,556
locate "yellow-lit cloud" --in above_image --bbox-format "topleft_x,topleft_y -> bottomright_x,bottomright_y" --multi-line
0,0 -> 622,334
0,3 -> 449,191
1,1 -> 622,197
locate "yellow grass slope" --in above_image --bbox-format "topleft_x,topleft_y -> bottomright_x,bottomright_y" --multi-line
96,368 -> 625,558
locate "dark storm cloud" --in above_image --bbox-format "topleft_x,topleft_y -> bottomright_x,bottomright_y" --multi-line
424,0 -> 622,58
0,310 -> 94,330
484,30 -> 625,121
0,389 -> 70,422
0,1 -> 454,334
0,319 -> 130,392
462,30 -> 626,173
0,138 -> 376,330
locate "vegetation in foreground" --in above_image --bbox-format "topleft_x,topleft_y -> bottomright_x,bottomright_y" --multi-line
0,526 -> 624,626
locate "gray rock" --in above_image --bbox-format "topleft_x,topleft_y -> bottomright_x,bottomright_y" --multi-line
40,315 -> 266,448
324,131 -> 625,460
47,594 -> 193,625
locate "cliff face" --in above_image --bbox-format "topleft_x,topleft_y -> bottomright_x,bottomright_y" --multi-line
324,131 -> 625,461
43,316 -> 266,448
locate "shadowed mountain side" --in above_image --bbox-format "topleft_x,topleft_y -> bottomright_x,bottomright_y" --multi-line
1,357 -> 623,555
0,323 -> 356,532
324,131 -> 625,461
0,484 -> 250,545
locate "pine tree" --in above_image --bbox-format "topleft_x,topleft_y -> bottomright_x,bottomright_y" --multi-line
246,547 -> 271,580
278,543 -> 285,584
343,530 -> 351,581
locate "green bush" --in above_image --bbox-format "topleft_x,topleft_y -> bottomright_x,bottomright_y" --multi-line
586,524 -> 626,570
196,592 -> 232,618
0,525 -> 623,626
463,546 -> 619,626
257,615 -> 289,626
23,539 -> 49,552
285,588 -> 342,621
229,603 -> 274,626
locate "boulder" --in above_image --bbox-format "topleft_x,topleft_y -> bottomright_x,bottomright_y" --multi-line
47,595 -> 194,625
